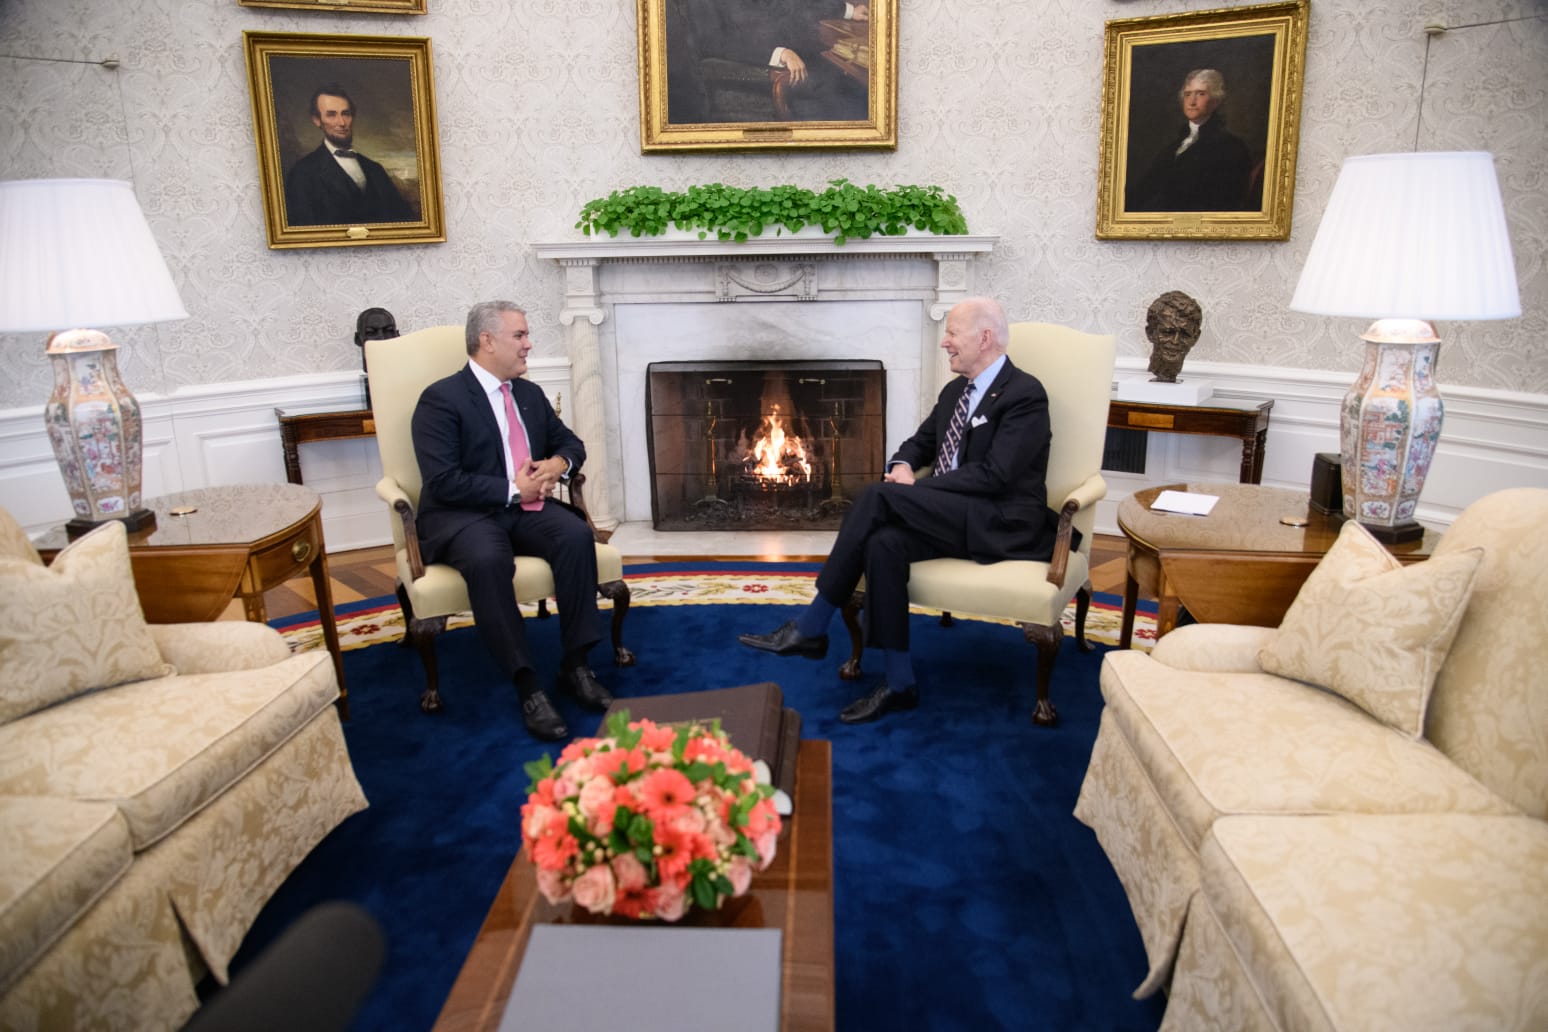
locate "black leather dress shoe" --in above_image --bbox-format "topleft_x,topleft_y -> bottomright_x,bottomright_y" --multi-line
737,620 -> 829,660
521,690 -> 569,741
839,682 -> 920,724
556,666 -> 613,711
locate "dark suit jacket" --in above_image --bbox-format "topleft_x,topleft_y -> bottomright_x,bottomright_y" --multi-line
283,143 -> 416,227
891,358 -> 1062,563
410,366 -> 587,563
1126,118 -> 1260,213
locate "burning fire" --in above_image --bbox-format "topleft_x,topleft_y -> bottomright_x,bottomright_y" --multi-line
746,405 -> 813,485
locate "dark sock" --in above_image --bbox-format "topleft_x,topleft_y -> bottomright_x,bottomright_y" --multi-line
883,649 -> 915,691
795,597 -> 836,639
561,648 -> 592,672
514,668 -> 539,699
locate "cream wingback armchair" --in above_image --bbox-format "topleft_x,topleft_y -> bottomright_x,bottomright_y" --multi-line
365,325 -> 633,713
839,321 -> 1117,725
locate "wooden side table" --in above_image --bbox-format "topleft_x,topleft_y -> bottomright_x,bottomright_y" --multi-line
1116,482 -> 1439,648
1107,396 -> 1273,484
37,484 -> 350,717
275,406 -> 376,485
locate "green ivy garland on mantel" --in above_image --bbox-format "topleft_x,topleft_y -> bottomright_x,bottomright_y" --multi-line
575,179 -> 968,246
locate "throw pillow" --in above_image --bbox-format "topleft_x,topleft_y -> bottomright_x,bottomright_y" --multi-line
1258,520 -> 1483,738
0,521 -> 173,723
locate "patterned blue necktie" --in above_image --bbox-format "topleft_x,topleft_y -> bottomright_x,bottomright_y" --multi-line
935,382 -> 975,472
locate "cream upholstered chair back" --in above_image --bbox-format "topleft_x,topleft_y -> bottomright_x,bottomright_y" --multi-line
1425,487 -> 1548,820
1006,321 -> 1118,555
364,325 -> 467,550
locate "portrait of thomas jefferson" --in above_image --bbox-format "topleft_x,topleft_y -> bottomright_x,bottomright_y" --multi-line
1122,34 -> 1276,215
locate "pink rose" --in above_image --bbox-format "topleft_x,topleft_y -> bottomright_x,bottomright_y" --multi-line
578,775 -> 615,822
536,868 -> 571,905
653,882 -> 689,922
670,807 -> 708,836
754,831 -> 777,870
522,803 -> 560,842
571,864 -> 617,915
553,772 -> 580,801
727,855 -> 753,897
612,853 -> 648,892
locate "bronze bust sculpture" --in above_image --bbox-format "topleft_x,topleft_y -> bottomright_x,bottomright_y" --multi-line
1145,291 -> 1203,383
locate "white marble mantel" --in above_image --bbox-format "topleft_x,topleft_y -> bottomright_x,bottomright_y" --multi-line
534,233 -> 997,531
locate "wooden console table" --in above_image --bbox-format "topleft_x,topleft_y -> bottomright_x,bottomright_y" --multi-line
275,406 -> 376,485
36,484 -> 350,717
1108,396 -> 1273,484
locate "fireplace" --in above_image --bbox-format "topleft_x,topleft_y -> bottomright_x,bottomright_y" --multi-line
646,360 -> 885,530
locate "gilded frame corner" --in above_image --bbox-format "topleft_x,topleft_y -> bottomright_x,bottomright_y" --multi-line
1096,1 -> 1310,241
239,0 -> 427,15
636,0 -> 898,153
242,31 -> 445,249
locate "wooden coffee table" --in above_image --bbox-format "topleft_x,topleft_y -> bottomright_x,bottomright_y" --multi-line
1117,483 -> 1440,647
432,739 -> 835,1032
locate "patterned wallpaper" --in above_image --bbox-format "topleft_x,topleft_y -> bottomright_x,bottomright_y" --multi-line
0,0 -> 1544,410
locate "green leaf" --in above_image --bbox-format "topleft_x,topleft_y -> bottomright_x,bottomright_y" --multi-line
523,754 -> 554,794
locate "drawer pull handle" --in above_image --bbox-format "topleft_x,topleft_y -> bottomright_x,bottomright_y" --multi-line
292,540 -> 313,564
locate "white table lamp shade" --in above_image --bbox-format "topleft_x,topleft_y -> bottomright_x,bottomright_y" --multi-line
0,178 -> 187,533
1290,151 -> 1519,321
0,178 -> 188,332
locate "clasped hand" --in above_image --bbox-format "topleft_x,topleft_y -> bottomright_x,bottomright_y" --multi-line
515,457 -> 565,504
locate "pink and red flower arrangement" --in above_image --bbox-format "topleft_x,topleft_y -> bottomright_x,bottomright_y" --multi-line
521,711 -> 782,921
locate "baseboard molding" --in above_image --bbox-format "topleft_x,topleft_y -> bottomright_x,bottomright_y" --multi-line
1,358 -> 1542,548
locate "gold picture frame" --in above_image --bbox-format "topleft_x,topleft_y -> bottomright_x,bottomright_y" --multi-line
1096,1 -> 1309,240
243,31 -> 444,249
239,0 -> 427,14
636,0 -> 898,153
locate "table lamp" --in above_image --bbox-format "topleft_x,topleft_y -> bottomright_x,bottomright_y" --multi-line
1289,152 -> 1519,543
0,178 -> 189,538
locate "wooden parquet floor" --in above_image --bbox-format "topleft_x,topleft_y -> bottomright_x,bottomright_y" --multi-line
258,535 -> 1132,622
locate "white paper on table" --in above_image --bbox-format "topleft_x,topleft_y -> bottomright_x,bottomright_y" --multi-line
1150,490 -> 1219,516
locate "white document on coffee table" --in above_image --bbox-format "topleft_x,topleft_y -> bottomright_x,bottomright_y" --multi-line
1150,490 -> 1219,516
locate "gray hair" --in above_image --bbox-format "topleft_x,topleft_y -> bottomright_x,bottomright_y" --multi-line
958,296 -> 1011,352
465,300 -> 525,355
1180,69 -> 1226,104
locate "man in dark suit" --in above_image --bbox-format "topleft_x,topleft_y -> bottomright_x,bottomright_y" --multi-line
284,85 -> 416,227
410,301 -> 608,742
738,297 -> 1064,723
1126,69 -> 1260,213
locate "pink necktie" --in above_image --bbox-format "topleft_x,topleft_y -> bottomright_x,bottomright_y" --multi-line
501,382 -> 543,511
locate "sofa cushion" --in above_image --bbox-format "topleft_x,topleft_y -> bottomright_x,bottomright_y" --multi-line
0,796 -> 132,993
0,651 -> 338,849
0,522 -> 173,725
1257,520 -> 1483,737
1199,813 -> 1548,1032
1099,649 -> 1515,856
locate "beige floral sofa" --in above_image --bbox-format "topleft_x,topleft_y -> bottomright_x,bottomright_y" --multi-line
1074,487 -> 1548,1030
0,509 -> 368,1031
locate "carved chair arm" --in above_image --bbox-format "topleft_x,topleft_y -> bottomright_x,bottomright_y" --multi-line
1045,471 -> 1108,589
562,472 -> 610,544
376,476 -> 428,580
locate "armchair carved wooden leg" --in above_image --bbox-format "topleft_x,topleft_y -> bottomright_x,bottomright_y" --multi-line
598,579 -> 636,666
839,593 -> 866,680
1072,583 -> 1095,653
1024,622 -> 1062,727
395,583 -> 448,714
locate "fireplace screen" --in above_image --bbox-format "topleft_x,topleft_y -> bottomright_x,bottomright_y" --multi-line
646,360 -> 885,530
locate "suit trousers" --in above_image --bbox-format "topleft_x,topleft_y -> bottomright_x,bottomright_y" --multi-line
435,504 -> 601,681
814,481 -> 985,651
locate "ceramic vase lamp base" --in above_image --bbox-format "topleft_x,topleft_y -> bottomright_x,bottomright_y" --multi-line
44,329 -> 157,541
1340,318 -> 1440,545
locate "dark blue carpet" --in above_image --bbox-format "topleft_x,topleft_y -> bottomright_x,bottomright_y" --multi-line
237,579 -> 1163,1031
